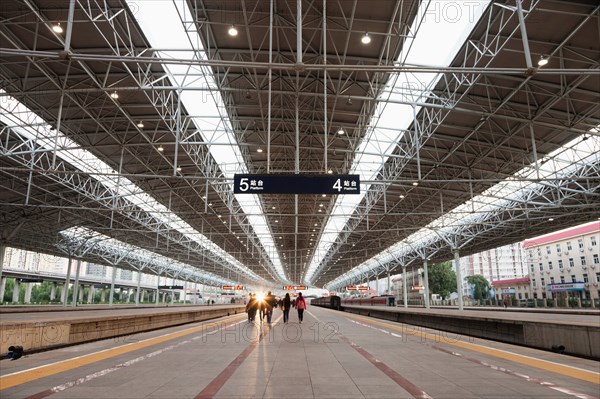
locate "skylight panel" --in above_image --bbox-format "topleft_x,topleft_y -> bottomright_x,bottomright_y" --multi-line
0,90 -> 265,283
327,132 -> 600,289
305,1 -> 490,284
132,1 -> 287,281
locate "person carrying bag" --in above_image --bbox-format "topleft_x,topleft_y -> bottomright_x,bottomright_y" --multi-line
295,292 -> 306,323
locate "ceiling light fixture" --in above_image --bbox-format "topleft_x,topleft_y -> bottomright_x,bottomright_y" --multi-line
110,91 -> 119,99
52,23 -> 63,33
327,169 -> 333,174
412,181 -> 419,186
257,147 -> 263,153
361,32 -> 371,44
137,121 -> 144,128
337,128 -> 345,135
228,25 -> 238,36
399,194 -> 405,199
176,166 -> 182,172
157,145 -> 164,152
537,55 -> 549,67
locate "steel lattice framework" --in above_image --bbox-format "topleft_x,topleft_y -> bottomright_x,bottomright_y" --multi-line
1,0 -> 599,290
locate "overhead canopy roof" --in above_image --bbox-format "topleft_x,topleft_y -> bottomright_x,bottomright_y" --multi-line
1,0 -> 599,289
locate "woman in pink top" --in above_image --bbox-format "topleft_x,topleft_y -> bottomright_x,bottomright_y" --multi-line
295,292 -> 307,323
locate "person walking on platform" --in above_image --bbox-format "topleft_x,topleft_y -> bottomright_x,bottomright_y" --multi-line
282,293 -> 291,323
265,291 -> 277,323
295,292 -> 307,323
258,297 -> 266,322
246,294 -> 257,322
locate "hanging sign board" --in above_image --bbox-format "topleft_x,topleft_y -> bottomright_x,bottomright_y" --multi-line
346,286 -> 369,291
283,285 -> 307,290
233,174 -> 360,194
222,285 -> 245,290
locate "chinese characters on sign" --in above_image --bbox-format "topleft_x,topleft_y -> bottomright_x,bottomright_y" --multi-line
233,174 -> 360,194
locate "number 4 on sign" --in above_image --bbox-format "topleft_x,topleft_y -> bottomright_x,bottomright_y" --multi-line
333,178 -> 342,192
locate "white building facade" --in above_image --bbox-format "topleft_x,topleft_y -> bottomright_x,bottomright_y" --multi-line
524,221 -> 600,304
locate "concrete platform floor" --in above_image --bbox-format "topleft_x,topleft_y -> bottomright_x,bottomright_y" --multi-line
1,306 -> 598,398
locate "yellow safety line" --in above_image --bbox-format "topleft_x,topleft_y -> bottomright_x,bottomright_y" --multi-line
337,309 -> 600,384
0,314 -> 245,390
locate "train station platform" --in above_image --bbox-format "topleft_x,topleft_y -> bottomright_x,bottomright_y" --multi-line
340,305 -> 600,359
1,306 -> 598,398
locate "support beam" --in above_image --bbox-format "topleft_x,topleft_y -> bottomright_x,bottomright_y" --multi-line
423,259 -> 430,309
516,0 -> 533,69
62,257 -> 72,306
0,244 -> 5,282
72,259 -> 81,306
135,270 -> 142,305
24,283 -> 32,304
454,250 -> 464,310
50,282 -> 57,301
109,266 -> 116,306
12,279 -> 20,303
402,266 -> 408,308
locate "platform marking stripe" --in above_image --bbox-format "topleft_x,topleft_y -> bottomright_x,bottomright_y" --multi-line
336,333 -> 433,399
194,316 -> 282,399
336,310 -> 599,384
308,310 -> 432,399
431,345 -> 597,399
0,314 -> 245,390
23,319 -> 245,399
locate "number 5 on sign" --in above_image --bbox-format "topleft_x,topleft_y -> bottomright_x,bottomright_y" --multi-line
239,177 -> 249,192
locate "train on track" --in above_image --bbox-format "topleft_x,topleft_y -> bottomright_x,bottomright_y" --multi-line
311,295 -> 342,310
311,295 -> 395,309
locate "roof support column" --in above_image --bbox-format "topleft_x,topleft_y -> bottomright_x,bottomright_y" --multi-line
516,0 -> 533,69
402,265 -> 408,308
423,258 -> 430,309
135,269 -> 142,305
71,259 -> 81,306
0,244 -> 5,285
155,278 -> 160,305
12,279 -> 20,304
454,249 -> 464,310
62,257 -> 72,306
109,266 -> 116,306
387,270 -> 391,295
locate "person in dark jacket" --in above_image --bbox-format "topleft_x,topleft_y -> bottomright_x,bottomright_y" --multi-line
265,291 -> 277,323
282,293 -> 291,323
246,294 -> 257,322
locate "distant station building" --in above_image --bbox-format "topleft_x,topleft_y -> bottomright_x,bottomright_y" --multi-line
523,221 -> 600,305
459,242 -> 528,298
491,277 -> 532,301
